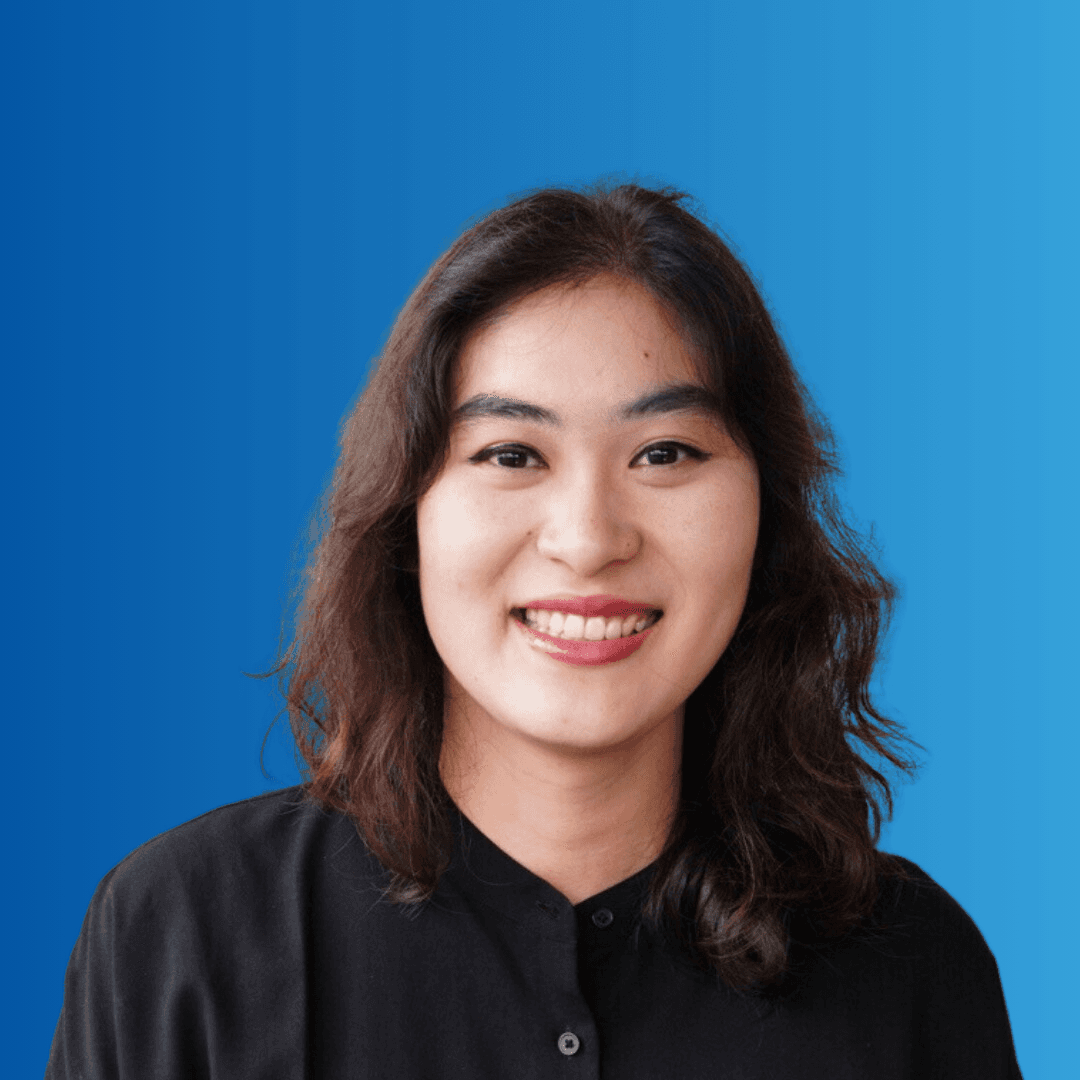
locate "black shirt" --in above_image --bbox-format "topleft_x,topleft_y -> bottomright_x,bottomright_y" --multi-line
47,787 -> 1022,1079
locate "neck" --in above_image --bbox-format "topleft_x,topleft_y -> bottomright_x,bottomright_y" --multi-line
439,705 -> 683,905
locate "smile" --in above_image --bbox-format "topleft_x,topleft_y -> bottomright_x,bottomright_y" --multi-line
511,607 -> 663,667
516,608 -> 661,640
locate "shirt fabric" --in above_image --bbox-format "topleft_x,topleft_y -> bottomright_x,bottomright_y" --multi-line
47,786 -> 1022,1079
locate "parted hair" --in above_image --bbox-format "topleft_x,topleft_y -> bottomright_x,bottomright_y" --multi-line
278,181 -> 916,989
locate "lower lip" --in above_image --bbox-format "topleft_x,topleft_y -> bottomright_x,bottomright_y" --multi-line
514,615 -> 658,666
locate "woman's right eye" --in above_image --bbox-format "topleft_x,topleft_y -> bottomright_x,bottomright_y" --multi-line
469,444 -> 544,469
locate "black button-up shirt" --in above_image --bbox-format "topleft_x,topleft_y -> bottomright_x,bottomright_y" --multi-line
46,787 -> 1022,1078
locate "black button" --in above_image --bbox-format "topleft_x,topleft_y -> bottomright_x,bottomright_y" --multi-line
557,1031 -> 581,1056
591,907 -> 614,928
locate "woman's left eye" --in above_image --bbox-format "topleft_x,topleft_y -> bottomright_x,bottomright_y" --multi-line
633,442 -> 708,467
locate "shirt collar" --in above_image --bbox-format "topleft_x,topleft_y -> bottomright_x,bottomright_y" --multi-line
439,804 -> 658,940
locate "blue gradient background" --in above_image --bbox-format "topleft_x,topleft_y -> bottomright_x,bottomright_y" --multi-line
7,1 -> 1076,1075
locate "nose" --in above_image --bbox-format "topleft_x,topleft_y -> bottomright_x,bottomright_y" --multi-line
534,466 -> 642,575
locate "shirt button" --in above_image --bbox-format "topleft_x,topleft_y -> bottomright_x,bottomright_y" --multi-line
591,907 -> 614,928
557,1031 -> 581,1056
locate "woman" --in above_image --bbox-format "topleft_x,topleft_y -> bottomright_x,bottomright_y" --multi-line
47,183 -> 1022,1078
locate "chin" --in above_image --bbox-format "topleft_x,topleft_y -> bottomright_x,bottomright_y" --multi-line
507,698 -> 667,751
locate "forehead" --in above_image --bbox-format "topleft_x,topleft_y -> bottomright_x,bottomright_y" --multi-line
453,277 -> 706,416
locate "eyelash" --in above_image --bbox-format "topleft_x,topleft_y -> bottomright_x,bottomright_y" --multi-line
468,441 -> 709,470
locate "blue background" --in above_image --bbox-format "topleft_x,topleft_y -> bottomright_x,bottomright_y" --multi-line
7,1 -> 1076,1075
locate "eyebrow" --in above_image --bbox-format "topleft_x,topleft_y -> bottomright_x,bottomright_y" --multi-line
451,382 -> 724,427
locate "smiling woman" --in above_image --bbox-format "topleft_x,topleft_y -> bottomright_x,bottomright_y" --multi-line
420,277 -> 761,904
46,185 -> 1022,1079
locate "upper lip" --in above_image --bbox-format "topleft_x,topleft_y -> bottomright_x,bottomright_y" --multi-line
516,594 -> 662,618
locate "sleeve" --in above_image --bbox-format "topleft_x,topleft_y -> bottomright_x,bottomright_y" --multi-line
891,863 -> 1023,1079
45,856 -> 215,1080
45,795 -> 313,1080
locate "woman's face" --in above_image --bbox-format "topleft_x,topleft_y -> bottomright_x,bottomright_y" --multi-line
416,276 -> 759,759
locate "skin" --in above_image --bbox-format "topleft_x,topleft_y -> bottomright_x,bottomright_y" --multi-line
416,275 -> 760,903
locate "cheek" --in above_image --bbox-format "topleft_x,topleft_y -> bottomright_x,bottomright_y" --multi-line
676,482 -> 759,572
420,483 -> 497,566
417,483 -> 525,613
675,486 -> 760,630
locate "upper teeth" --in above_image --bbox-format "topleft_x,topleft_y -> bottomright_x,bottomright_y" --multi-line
521,608 -> 658,640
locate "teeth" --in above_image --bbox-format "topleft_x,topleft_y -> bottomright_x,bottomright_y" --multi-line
521,608 -> 659,641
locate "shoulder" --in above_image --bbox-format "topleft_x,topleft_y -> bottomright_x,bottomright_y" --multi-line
788,855 -> 1011,1015
92,786 -> 379,932
869,855 -> 1000,967
104,786 -> 309,879
781,856 -> 1021,1076
50,789 -> 390,1077
109,785 -> 319,870
876,857 -> 1020,1073
787,855 -> 1001,977
857,857 -> 1017,1059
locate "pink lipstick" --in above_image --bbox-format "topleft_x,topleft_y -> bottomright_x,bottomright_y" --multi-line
515,618 -> 658,666
512,595 -> 663,667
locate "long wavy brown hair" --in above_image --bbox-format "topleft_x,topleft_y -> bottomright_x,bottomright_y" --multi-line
277,182 -> 917,989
